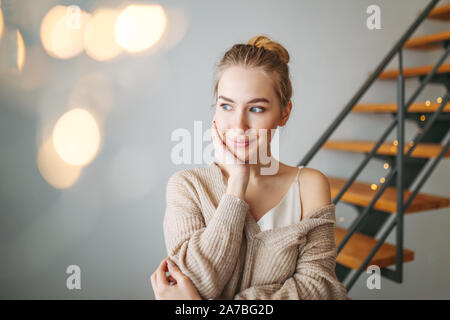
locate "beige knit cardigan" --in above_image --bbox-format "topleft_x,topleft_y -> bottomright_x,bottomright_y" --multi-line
163,162 -> 350,300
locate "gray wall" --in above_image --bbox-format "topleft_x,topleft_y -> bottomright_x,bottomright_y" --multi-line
0,0 -> 449,299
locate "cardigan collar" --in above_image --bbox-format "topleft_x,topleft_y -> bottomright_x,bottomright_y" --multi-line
208,162 -> 336,243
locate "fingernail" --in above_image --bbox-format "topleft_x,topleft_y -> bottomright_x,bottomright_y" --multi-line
167,259 -> 173,269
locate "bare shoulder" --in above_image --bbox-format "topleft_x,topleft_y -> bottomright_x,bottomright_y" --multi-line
299,167 -> 332,218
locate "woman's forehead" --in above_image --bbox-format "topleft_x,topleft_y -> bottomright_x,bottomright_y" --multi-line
218,68 -> 275,101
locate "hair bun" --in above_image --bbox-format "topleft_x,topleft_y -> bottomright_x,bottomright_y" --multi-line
247,35 -> 290,64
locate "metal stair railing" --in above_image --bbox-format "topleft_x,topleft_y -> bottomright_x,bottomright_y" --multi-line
296,0 -> 450,291
338,44 -> 450,290
344,88 -> 450,291
299,0 -> 441,167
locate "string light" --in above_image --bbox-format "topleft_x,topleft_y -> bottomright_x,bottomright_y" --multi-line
425,100 -> 431,106
371,184 -> 378,191
420,115 -> 426,121
437,97 -> 442,104
380,177 -> 385,183
384,162 -> 389,169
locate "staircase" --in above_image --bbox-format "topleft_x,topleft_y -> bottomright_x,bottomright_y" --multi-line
298,0 -> 450,292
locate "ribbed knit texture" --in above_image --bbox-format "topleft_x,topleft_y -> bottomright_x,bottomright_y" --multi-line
163,162 -> 351,300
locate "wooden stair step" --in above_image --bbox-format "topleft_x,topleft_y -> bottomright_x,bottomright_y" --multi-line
352,102 -> 450,113
428,4 -> 450,21
323,140 -> 450,158
335,226 -> 415,270
378,63 -> 450,79
404,30 -> 450,50
328,175 -> 450,213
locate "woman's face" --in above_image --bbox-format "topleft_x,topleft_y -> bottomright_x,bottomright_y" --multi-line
214,66 -> 291,163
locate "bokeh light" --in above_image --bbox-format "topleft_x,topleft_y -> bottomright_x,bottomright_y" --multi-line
0,5 -> 4,40
52,108 -> 101,166
16,29 -> 26,71
37,137 -> 83,189
40,5 -> 90,59
0,27 -> 27,74
84,8 -> 123,61
114,4 -> 167,53
153,6 -> 189,52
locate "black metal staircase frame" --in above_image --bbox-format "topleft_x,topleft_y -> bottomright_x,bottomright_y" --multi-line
297,0 -> 450,292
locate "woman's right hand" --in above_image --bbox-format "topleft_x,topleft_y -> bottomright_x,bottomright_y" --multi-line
212,118 -> 250,199
151,257 -> 202,300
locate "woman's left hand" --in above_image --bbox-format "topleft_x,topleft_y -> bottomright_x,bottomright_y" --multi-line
151,257 -> 203,300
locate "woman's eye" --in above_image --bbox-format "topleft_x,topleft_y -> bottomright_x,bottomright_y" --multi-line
250,106 -> 264,113
220,104 -> 232,111
220,104 -> 264,113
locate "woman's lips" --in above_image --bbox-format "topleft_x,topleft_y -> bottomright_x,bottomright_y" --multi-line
229,137 -> 256,147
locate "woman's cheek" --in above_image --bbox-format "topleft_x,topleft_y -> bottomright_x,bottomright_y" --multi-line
258,130 -> 271,149
248,135 -> 265,161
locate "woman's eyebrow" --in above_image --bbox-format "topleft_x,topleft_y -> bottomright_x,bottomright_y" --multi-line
218,95 -> 270,104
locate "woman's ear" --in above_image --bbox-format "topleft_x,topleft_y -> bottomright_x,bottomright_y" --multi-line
279,100 -> 292,126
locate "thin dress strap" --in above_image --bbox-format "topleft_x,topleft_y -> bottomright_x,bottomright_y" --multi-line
256,165 -> 305,231
298,166 -> 304,221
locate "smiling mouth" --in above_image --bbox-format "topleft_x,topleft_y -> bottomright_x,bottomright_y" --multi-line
228,137 -> 256,147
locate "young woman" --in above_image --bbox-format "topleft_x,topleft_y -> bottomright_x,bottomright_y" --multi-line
151,35 -> 350,300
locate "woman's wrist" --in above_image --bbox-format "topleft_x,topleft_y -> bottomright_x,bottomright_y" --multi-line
226,177 -> 246,200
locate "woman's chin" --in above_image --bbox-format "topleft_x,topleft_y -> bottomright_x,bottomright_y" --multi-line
234,147 -> 260,164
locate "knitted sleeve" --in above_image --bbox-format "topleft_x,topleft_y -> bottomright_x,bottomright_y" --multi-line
163,171 -> 249,300
233,204 -> 351,300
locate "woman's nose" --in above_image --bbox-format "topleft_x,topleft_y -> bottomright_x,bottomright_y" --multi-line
231,113 -> 249,132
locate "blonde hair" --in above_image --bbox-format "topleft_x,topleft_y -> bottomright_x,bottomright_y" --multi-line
212,35 -> 292,113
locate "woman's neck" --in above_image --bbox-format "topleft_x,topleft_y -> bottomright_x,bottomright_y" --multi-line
249,157 -> 280,181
